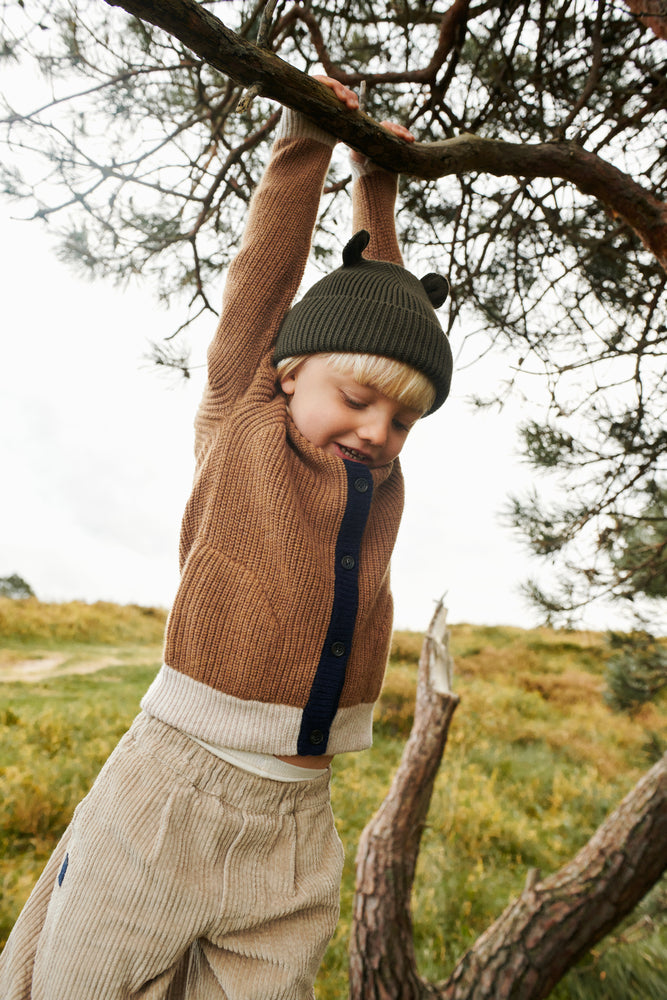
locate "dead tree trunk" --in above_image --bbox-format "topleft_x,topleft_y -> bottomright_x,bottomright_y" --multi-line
349,602 -> 667,1000
349,599 -> 459,1000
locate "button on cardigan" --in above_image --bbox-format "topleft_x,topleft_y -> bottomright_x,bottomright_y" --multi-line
142,126 -> 407,756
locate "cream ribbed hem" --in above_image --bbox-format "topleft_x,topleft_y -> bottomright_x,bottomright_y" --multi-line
274,107 -> 337,146
350,156 -> 387,181
141,663 -> 374,755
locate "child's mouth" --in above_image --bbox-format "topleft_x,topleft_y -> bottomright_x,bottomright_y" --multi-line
338,444 -> 370,463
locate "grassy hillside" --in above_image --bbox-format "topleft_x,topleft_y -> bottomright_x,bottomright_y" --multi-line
1,598 -> 665,998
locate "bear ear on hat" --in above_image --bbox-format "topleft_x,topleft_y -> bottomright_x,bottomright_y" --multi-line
342,230 -> 371,267
421,272 -> 449,308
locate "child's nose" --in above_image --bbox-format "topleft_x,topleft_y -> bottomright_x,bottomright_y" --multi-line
359,414 -> 389,447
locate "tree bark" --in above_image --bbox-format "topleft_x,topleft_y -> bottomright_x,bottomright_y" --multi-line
349,598 -> 667,1000
102,0 -> 667,272
439,752 -> 667,1000
624,0 -> 667,39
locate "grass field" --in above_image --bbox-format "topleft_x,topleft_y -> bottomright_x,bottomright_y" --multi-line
1,597 -> 665,998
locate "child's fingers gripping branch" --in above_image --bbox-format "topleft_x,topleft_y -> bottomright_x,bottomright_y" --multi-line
378,120 -> 415,143
311,73 -> 414,167
313,73 -> 359,110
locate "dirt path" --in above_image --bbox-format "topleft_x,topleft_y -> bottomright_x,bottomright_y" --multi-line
0,653 -> 120,683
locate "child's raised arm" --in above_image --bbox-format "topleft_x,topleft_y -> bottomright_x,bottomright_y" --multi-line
195,80 -> 414,456
196,78 -> 359,441
204,129 -> 331,399
350,120 -> 415,265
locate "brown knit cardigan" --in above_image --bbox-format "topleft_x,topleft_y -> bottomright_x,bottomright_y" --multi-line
142,125 -> 406,756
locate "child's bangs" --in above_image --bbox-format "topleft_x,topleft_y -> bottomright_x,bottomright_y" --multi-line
276,352 -> 436,413
325,353 -> 435,414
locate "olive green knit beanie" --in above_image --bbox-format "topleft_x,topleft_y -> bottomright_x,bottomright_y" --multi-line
273,230 -> 453,414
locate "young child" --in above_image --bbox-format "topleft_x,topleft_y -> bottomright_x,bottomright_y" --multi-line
0,77 -> 452,1000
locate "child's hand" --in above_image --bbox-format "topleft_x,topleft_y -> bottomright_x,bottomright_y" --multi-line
311,74 -> 415,166
378,121 -> 415,144
313,74 -> 359,111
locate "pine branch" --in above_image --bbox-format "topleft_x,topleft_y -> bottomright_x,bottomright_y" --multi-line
101,0 -> 667,270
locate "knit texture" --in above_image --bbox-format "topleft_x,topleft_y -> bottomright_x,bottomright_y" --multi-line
274,240 -> 452,411
274,106 -> 337,147
141,119 -> 407,756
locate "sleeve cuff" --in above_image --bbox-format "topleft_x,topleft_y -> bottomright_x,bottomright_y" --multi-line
274,108 -> 337,147
350,156 -> 388,182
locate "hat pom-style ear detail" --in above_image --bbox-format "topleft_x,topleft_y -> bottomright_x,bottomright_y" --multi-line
421,272 -> 449,308
342,230 -> 371,267
274,231 -> 454,413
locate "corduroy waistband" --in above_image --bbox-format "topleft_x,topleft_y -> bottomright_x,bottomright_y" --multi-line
127,711 -> 332,815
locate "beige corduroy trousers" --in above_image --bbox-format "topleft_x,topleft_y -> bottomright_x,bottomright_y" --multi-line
0,712 -> 344,1000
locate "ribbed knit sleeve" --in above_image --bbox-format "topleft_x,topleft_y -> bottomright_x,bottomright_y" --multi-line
194,124 -> 335,453
352,167 -> 402,266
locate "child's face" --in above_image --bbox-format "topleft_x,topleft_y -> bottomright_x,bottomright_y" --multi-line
280,356 -> 422,468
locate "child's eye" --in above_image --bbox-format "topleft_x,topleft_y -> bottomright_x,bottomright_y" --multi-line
342,393 -> 366,409
393,419 -> 411,433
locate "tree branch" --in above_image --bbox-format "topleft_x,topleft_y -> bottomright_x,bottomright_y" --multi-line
440,752 -> 667,999
102,0 -> 667,271
623,0 -> 667,39
276,0 -> 471,87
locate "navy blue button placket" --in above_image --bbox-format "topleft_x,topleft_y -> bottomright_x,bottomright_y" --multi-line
297,460 -> 374,755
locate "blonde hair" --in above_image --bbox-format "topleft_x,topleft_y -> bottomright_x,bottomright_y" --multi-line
276,353 -> 436,415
